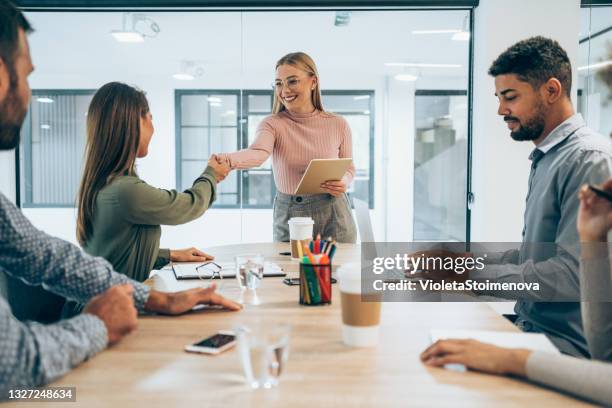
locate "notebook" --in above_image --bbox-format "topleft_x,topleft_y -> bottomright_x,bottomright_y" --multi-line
172,261 -> 285,280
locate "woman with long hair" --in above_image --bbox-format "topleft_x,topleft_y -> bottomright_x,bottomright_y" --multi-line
73,82 -> 228,284
216,52 -> 357,243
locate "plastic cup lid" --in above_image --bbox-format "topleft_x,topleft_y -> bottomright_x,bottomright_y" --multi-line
288,217 -> 314,225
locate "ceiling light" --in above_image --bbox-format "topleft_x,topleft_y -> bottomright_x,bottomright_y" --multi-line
111,12 -> 160,43
209,102 -> 222,107
394,73 -> 418,82
385,62 -> 462,68
172,73 -> 194,81
40,124 -> 51,130
207,97 -> 222,103
173,60 -> 204,81
578,60 -> 612,72
411,29 -> 461,35
111,31 -> 144,43
335,11 -> 351,27
452,16 -> 470,41
36,97 -> 54,103
353,95 -> 370,100
452,31 -> 470,41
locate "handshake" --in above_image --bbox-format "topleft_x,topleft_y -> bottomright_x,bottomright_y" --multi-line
207,154 -> 232,182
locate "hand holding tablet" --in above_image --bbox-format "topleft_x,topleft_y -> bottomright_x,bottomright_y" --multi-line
294,158 -> 353,195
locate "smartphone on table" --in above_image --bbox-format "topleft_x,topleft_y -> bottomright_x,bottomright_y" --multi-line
184,331 -> 236,355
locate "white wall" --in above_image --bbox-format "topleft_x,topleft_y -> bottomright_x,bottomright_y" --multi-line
471,0 -> 581,242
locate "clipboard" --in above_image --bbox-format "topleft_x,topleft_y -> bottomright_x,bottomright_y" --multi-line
171,261 -> 285,280
294,158 -> 353,195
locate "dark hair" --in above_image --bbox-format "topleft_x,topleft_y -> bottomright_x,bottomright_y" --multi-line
489,36 -> 572,97
77,82 -> 149,244
0,0 -> 33,75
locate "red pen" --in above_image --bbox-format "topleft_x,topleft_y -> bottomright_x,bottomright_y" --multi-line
318,253 -> 331,301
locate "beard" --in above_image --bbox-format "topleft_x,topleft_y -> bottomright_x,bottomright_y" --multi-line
0,78 -> 27,150
506,100 -> 546,142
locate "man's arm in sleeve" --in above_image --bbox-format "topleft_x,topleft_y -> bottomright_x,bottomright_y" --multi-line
0,297 -> 107,399
469,151 -> 612,301
0,193 -> 149,310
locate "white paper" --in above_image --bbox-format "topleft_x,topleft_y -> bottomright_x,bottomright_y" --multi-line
172,261 -> 283,279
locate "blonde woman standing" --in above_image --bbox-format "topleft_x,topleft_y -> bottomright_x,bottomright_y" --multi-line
217,52 -> 357,243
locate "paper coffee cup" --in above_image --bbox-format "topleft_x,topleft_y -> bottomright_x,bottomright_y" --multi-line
338,262 -> 381,347
288,217 -> 314,260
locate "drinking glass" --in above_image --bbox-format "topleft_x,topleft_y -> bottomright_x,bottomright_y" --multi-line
234,322 -> 291,389
235,254 -> 264,288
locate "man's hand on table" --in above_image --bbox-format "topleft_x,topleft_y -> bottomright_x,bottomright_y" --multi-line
144,283 -> 243,315
83,284 -> 138,345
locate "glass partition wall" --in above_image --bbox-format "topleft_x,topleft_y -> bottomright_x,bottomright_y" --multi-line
18,9 -> 471,247
579,5 -> 612,139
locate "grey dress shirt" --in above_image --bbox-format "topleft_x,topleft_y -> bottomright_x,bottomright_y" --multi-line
471,114 -> 612,357
0,192 -> 150,398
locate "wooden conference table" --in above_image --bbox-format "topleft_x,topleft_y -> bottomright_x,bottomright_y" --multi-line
9,243 -> 591,407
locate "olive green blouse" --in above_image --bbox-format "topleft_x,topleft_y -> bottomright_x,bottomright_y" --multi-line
82,166 -> 217,282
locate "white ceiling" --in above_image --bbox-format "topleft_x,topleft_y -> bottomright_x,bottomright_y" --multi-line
24,10 -> 471,87
23,8 -> 609,88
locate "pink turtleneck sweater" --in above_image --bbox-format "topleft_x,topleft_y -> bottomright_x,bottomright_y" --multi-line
219,109 -> 355,195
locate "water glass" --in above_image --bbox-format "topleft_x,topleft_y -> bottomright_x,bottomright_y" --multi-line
235,254 -> 264,290
234,322 -> 291,389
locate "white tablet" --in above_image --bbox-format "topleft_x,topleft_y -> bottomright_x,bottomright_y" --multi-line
294,158 -> 353,195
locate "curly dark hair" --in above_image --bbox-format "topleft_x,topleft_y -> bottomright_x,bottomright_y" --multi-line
0,0 -> 33,78
489,36 -> 572,97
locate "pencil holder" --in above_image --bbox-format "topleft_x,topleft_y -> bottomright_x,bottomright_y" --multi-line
299,262 -> 332,305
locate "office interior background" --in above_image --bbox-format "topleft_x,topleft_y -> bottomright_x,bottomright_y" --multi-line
0,0 -> 610,251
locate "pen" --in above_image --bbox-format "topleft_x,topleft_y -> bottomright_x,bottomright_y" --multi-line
301,253 -> 311,304
588,184 -> 612,202
303,245 -> 320,303
318,253 -> 331,301
326,240 -> 336,256
328,244 -> 337,261
325,236 -> 332,253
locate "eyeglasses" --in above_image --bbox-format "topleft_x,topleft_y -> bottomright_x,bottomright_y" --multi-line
272,78 -> 302,91
169,260 -> 223,286
195,261 -> 223,281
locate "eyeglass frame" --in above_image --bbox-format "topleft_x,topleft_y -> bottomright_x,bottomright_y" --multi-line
169,260 -> 223,280
271,74 -> 316,91
195,261 -> 223,280
271,77 -> 303,91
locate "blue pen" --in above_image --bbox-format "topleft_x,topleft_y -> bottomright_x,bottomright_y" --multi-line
328,244 -> 336,261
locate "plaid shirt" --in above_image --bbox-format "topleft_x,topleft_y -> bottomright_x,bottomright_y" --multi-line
0,193 -> 150,398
